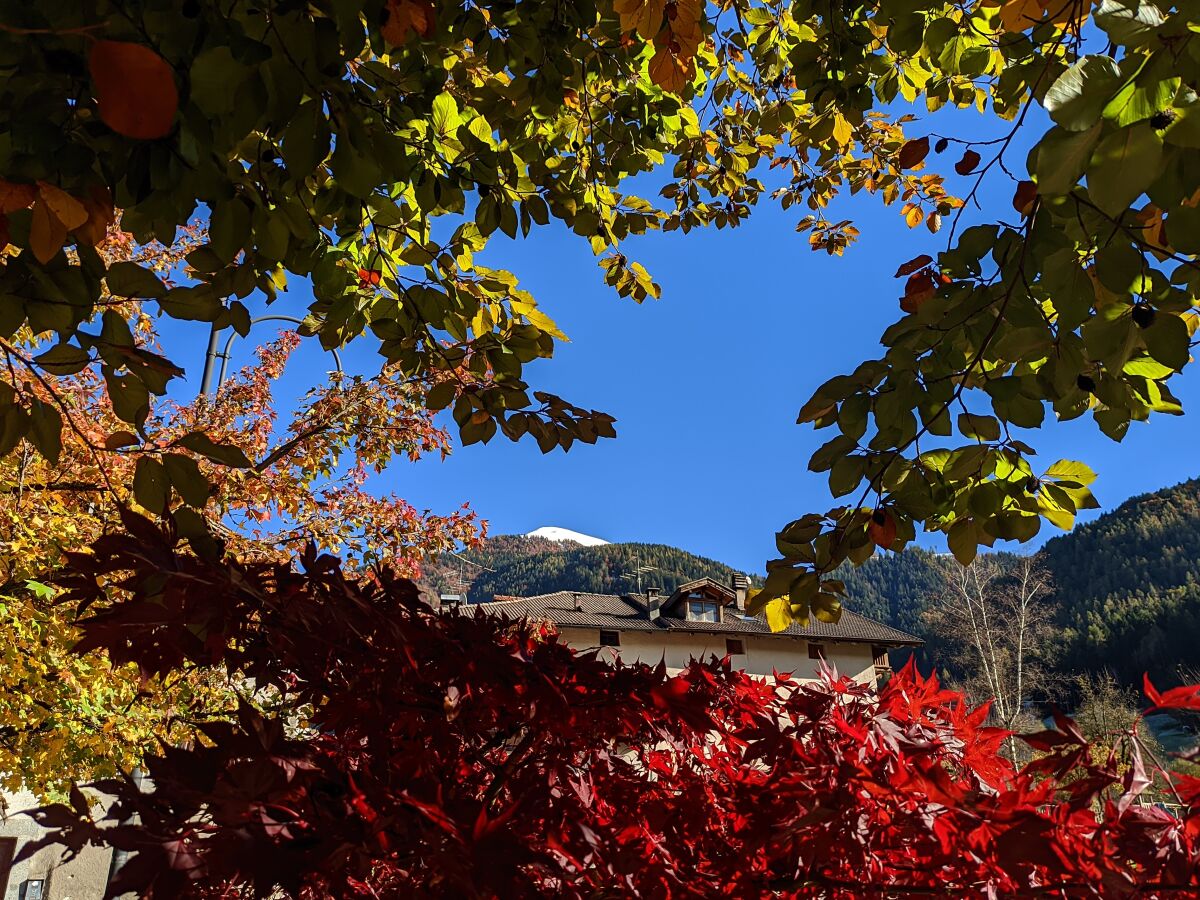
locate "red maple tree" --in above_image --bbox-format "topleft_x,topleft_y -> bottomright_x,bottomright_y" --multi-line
18,515 -> 1200,898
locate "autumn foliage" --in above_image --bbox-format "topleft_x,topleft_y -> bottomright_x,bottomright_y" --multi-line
19,516 -> 1200,898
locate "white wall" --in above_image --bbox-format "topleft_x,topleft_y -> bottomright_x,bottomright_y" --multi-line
559,628 -> 881,688
0,790 -> 112,900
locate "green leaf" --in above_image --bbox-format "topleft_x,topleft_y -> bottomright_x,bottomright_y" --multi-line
162,453 -> 210,507
189,46 -> 249,115
0,405 -> 29,457
946,519 -> 978,566
1104,77 -> 1180,128
1044,56 -> 1123,132
957,412 -> 1001,441
1041,250 -> 1093,329
105,370 -> 150,427
133,457 -> 169,514
175,432 -> 252,468
27,399 -> 62,465
1032,125 -> 1101,197
105,261 -> 167,299
1094,0 -> 1166,46
1143,312 -> 1189,371
1087,124 -> 1163,217
210,198 -> 252,264
34,343 -> 90,376
283,99 -> 331,176
431,93 -> 459,136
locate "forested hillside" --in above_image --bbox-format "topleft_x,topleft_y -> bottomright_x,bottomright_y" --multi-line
833,478 -> 1200,684
1045,479 -> 1200,684
425,536 -> 758,604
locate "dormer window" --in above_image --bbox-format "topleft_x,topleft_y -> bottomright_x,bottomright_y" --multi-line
687,600 -> 720,623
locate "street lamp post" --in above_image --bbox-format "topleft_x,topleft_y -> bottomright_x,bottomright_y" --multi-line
198,317 -> 342,398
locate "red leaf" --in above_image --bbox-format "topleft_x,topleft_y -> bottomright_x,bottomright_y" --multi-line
900,271 -> 936,313
89,41 -> 179,140
894,254 -> 933,278
1012,180 -> 1038,216
954,149 -> 981,176
1143,675 -> 1200,711
897,136 -> 930,169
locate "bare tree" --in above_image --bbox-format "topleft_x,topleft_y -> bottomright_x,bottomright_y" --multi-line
924,556 -> 1057,757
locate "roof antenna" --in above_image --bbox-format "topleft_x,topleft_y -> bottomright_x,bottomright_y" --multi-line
621,549 -> 658,594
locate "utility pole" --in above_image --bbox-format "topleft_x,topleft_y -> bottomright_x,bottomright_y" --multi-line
198,316 -> 342,398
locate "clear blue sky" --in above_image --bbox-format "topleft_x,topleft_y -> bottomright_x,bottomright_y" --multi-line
183,105 -> 1199,576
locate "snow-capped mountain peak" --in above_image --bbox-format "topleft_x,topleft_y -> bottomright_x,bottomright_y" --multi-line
526,526 -> 610,547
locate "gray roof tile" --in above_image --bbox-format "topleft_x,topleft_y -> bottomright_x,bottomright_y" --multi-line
475,591 -> 921,646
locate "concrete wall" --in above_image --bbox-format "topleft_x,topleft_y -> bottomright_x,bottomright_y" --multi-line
0,791 -> 112,900
559,627 -> 882,688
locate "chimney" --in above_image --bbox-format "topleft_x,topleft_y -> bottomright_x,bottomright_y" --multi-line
731,573 -> 749,612
645,587 -> 662,622
572,592 -> 583,611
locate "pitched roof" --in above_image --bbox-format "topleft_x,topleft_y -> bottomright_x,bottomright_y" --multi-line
475,591 -> 921,646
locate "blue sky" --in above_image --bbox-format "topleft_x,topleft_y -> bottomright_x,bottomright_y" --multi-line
182,105 -> 1200,576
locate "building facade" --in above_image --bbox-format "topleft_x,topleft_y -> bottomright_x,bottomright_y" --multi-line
0,789 -> 112,900
479,574 -> 921,688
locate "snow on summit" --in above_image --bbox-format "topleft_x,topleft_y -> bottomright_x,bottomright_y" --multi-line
526,526 -> 610,547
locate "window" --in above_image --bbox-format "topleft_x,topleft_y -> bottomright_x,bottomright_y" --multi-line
687,600 -> 719,623
599,629 -> 621,647
808,642 -> 826,660
725,638 -> 745,656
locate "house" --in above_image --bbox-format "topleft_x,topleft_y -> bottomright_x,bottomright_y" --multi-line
477,574 -> 921,688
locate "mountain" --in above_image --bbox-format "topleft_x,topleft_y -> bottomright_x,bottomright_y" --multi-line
1044,478 -> 1200,685
525,526 -> 610,546
833,477 -> 1200,685
423,535 -> 757,604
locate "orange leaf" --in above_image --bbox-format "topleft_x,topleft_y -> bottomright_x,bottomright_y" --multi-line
0,180 -> 36,214
868,510 -> 897,549
29,200 -> 67,264
382,0 -> 436,45
37,182 -> 88,231
648,46 -> 691,94
89,41 -> 179,140
904,205 -> 923,228
75,185 -> 115,246
926,211 -> 942,233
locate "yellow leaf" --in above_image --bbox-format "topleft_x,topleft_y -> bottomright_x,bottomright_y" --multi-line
904,205 -> 923,228
764,597 -> 793,633
831,114 -> 853,148
615,0 -> 666,36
